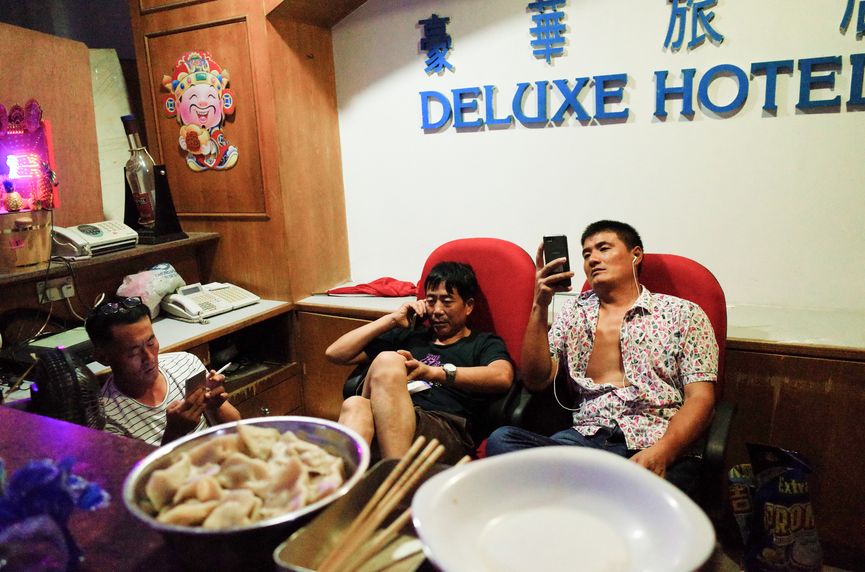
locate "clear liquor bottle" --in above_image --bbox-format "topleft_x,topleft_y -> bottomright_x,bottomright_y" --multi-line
121,115 -> 156,228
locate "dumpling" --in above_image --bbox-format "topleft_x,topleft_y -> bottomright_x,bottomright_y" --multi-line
237,425 -> 281,460
145,454 -> 192,511
156,499 -> 220,526
187,434 -> 240,465
202,490 -> 262,529
217,452 -> 270,489
172,475 -> 223,505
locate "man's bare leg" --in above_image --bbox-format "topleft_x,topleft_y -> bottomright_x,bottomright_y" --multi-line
338,395 -> 375,445
366,352 -> 416,458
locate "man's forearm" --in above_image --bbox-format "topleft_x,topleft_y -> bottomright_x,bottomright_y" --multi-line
214,401 -> 241,423
431,360 -> 513,393
520,305 -> 555,390
325,313 -> 400,364
653,384 -> 715,460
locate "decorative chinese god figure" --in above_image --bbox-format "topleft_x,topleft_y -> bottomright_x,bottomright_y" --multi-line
161,51 -> 237,171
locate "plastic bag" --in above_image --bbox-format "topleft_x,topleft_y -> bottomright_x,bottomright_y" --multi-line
116,262 -> 185,318
729,444 -> 823,571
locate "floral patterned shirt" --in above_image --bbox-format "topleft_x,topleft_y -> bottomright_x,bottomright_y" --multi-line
548,287 -> 718,450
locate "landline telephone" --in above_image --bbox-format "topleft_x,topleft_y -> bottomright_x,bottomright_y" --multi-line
160,282 -> 260,321
52,221 -> 138,258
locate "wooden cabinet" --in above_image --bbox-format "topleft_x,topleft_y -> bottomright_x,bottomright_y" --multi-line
128,0 -> 357,302
0,234 -> 303,424
295,311 -> 372,421
724,342 -> 865,569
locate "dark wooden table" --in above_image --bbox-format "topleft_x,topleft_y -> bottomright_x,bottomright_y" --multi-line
0,407 -> 172,571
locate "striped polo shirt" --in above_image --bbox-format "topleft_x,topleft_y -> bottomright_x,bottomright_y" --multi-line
99,352 -> 207,445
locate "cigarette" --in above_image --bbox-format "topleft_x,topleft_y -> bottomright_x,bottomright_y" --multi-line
215,362 -> 232,375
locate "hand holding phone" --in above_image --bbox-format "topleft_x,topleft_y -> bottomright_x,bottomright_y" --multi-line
543,235 -> 572,288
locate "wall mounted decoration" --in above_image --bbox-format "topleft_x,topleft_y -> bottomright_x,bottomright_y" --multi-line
161,51 -> 237,172
841,0 -> 865,36
528,0 -> 567,63
664,0 -> 725,51
419,14 -> 454,74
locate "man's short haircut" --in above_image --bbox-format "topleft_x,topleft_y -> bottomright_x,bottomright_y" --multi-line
424,261 -> 478,301
85,297 -> 151,347
581,220 -> 644,250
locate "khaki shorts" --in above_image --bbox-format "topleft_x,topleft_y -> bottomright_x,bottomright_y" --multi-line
413,407 -> 475,465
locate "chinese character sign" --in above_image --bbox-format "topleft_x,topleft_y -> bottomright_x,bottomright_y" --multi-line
161,51 -> 238,172
419,14 -> 454,74
841,0 -> 865,36
528,0 -> 567,63
664,0 -> 724,51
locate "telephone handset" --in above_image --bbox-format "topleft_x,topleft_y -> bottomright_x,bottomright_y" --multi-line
161,293 -> 206,321
160,282 -> 260,321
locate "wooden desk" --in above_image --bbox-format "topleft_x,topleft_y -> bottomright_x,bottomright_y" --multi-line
0,407 -> 170,571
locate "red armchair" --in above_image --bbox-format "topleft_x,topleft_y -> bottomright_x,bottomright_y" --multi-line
343,238 -> 537,447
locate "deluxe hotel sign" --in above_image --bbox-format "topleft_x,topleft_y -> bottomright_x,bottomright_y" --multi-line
416,2 -> 865,131
419,54 -> 865,129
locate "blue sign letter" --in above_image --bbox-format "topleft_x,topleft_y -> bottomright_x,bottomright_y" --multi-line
593,73 -> 629,121
483,85 -> 514,126
751,60 -> 794,112
452,87 -> 484,128
797,56 -> 842,110
513,81 -> 550,124
654,69 -> 696,118
551,78 -> 591,122
849,53 -> 865,105
697,64 -> 749,114
420,91 -> 452,129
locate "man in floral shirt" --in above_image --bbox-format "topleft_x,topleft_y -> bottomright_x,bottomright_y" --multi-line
486,221 -> 718,494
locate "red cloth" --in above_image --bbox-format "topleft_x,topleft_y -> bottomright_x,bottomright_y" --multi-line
327,277 -> 416,297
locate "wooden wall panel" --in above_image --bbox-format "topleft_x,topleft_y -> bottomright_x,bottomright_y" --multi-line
296,312 -> 367,420
179,217 -> 290,298
129,0 -> 293,300
144,19 -> 265,214
266,15 -> 350,300
266,0 -> 367,28
140,0 -> 214,14
0,23 -> 104,227
725,349 -> 865,569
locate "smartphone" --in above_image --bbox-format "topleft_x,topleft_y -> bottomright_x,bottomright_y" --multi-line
184,369 -> 207,397
406,307 -> 426,329
543,235 -> 572,288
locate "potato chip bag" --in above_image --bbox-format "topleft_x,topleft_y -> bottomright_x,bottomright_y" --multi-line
730,444 -> 823,571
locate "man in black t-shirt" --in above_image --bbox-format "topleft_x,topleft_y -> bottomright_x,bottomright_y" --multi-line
326,262 -> 514,464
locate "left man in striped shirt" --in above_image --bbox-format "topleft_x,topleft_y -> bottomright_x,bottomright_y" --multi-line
85,296 -> 240,446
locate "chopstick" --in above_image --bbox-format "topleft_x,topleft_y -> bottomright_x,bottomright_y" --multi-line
3,358 -> 38,400
317,437 -> 449,572
345,454 -> 472,571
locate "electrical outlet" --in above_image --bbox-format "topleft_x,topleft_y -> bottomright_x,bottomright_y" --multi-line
36,276 -> 75,303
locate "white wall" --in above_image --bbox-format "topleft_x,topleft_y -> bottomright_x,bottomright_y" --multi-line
333,0 -> 864,312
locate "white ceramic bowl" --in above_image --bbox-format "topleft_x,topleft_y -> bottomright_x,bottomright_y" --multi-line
412,447 -> 714,572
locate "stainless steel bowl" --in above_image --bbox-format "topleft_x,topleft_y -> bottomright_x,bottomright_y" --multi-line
123,416 -> 370,571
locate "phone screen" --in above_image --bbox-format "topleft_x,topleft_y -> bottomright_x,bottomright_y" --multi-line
184,369 -> 207,397
543,235 -> 572,287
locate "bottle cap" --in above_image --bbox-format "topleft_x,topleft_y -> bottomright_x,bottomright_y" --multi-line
121,114 -> 140,135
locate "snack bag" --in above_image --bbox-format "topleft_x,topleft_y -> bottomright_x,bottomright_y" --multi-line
728,463 -> 755,546
116,262 -> 185,318
737,444 -> 823,571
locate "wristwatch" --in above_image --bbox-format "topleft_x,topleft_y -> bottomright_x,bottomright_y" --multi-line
442,363 -> 457,385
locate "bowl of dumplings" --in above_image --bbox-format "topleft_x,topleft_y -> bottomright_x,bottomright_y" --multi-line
123,416 -> 370,571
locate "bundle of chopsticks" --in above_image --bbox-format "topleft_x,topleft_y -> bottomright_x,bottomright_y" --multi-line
317,436 -> 469,572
